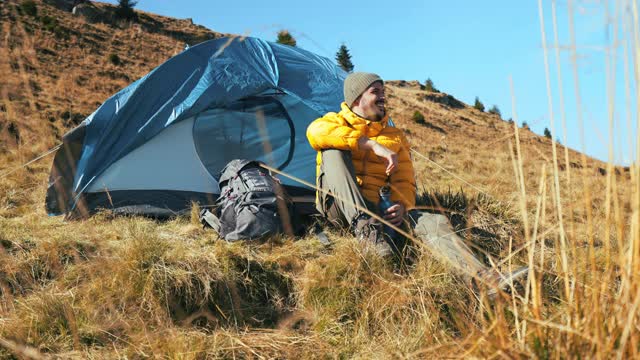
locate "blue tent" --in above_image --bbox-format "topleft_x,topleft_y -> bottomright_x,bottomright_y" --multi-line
46,36 -> 347,218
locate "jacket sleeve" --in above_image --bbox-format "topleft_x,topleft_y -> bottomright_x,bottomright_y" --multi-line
390,133 -> 416,209
306,114 -> 364,151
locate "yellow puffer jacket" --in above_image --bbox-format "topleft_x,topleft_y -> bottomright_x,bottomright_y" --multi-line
306,103 -> 416,209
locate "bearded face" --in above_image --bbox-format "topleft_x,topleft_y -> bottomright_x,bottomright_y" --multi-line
352,81 -> 386,121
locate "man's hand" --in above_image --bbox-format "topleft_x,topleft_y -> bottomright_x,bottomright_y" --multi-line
383,202 -> 405,226
358,137 -> 398,175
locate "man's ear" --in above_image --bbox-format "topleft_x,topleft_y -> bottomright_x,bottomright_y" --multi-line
350,95 -> 362,109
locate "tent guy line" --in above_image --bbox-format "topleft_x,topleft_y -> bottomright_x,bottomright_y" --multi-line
410,148 -> 490,196
0,144 -> 61,180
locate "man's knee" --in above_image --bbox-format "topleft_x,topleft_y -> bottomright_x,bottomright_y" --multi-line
321,149 -> 352,165
411,212 -> 452,236
430,214 -> 450,226
411,211 -> 448,225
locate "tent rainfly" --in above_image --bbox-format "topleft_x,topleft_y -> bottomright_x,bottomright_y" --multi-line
45,36 -> 347,218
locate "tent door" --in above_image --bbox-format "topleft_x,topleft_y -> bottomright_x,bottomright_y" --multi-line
193,96 -> 295,180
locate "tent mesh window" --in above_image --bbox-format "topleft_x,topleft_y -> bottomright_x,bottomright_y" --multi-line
193,97 -> 295,180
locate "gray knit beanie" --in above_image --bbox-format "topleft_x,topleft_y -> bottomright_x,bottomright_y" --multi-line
343,72 -> 383,107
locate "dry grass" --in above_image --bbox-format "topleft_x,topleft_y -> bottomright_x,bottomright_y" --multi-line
1,0 -> 639,358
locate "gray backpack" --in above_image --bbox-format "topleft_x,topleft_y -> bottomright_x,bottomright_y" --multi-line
200,159 -> 291,241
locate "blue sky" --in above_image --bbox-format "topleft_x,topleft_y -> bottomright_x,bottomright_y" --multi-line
104,0 -> 638,165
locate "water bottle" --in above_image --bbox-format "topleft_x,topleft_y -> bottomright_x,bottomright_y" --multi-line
378,185 -> 397,240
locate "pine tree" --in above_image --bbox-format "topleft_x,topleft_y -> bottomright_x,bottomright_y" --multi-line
335,44 -> 354,72
276,30 -> 296,46
473,97 -> 485,112
544,127 -> 552,138
425,78 -> 437,92
115,0 -> 138,21
488,105 -> 501,117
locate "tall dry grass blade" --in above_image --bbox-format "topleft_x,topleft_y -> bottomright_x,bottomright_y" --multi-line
538,0 -> 571,308
619,1 -> 640,312
551,0 -> 576,242
508,78 -> 530,246
255,109 -> 293,236
602,0 -> 620,287
623,7 -> 636,177
620,5 -> 640,356
568,0 -> 594,323
589,1 -> 618,342
619,19 -> 634,306
538,168 -> 547,276
507,233 -> 523,346
593,1 -> 631,352
630,0 -> 640,291
616,284 -> 640,359
550,0 -> 581,328
632,0 -> 640,163
508,139 -> 542,343
529,165 -> 546,315
509,75 -> 543,343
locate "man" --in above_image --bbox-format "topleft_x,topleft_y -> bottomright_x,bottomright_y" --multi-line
306,72 -> 526,291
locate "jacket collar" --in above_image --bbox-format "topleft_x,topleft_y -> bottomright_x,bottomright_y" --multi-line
339,102 -> 388,136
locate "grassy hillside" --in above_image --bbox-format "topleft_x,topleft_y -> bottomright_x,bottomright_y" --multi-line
1,0 -> 639,358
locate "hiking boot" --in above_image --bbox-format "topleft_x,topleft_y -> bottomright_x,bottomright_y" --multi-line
352,214 -> 394,258
475,266 -> 529,299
